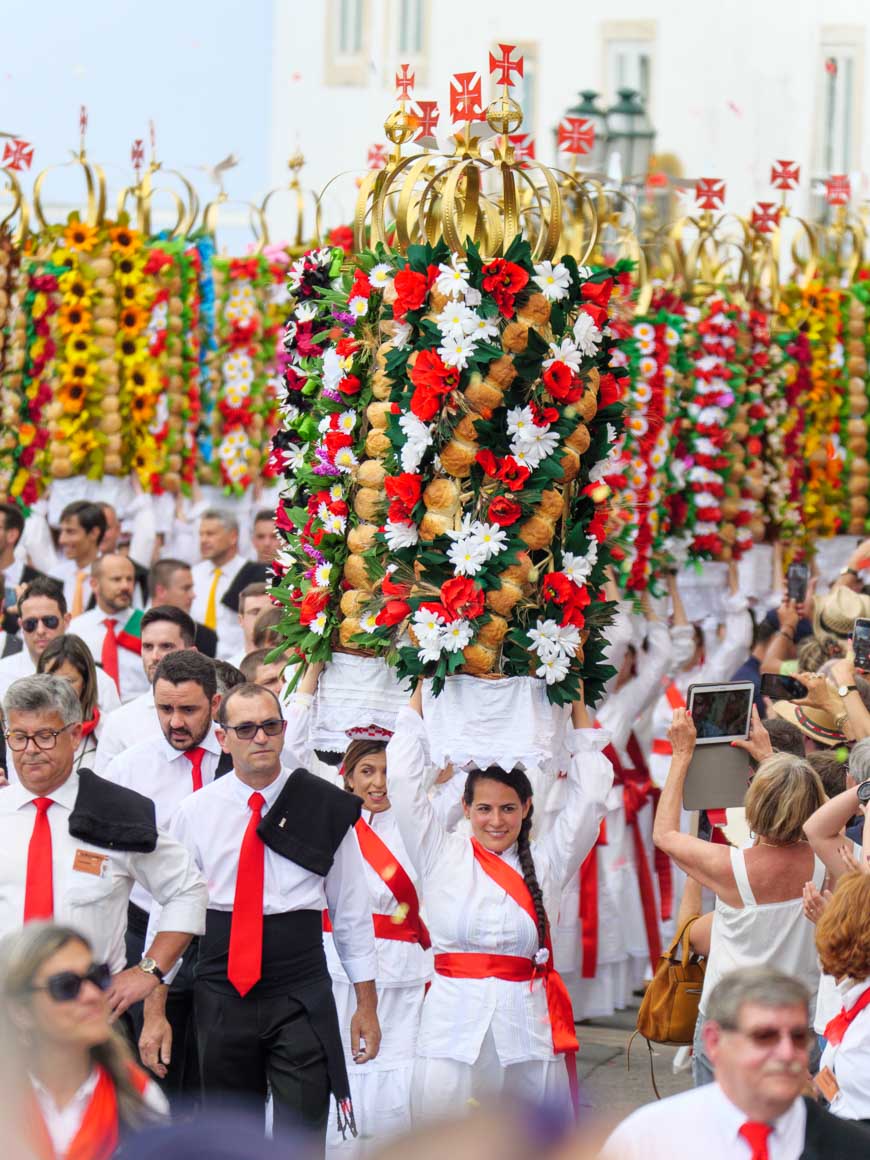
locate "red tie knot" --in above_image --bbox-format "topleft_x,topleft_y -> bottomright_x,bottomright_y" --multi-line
739,1120 -> 772,1158
248,791 -> 265,814
32,797 -> 53,814
102,618 -> 117,631
184,747 -> 206,766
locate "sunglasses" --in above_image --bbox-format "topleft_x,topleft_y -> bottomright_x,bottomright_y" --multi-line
222,718 -> 285,741
29,962 -> 112,1002
728,1025 -> 811,1049
21,616 -> 60,633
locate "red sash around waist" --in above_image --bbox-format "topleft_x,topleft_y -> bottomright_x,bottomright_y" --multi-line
323,910 -> 426,944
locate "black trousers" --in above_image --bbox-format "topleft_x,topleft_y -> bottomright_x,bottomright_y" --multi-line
125,905 -> 200,1106
194,983 -> 331,1139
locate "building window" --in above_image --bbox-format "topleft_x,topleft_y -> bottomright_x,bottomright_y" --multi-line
324,0 -> 370,86
814,28 -> 864,176
398,0 -> 424,56
601,20 -> 656,109
388,0 -> 430,88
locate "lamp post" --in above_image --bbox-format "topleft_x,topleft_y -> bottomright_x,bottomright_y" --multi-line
604,88 -> 655,186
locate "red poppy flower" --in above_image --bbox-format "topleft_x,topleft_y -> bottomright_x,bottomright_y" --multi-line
497,457 -> 531,492
475,449 -> 499,477
376,599 -> 411,627
542,361 -> 581,403
410,349 -> 459,394
275,503 -> 295,533
481,258 -> 529,318
410,385 -> 441,421
339,374 -> 361,396
440,577 -> 485,621
488,496 -> 522,526
382,574 -> 411,598
530,402 -> 559,426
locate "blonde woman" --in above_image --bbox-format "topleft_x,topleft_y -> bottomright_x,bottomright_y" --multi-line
0,923 -> 165,1158
654,709 -> 826,1085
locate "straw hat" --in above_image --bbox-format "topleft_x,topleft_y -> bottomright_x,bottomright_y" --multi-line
770,700 -> 846,748
812,587 -> 870,640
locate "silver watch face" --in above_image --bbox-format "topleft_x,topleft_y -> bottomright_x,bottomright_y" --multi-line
140,957 -> 156,973
839,685 -> 850,697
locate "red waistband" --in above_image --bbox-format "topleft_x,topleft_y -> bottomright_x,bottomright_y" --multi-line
434,952 -> 535,981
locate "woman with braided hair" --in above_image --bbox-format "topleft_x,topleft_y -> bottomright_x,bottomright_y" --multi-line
388,680 -> 614,1122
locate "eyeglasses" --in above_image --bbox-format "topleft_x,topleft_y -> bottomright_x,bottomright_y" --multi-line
29,962 -> 111,1002
726,1025 -> 811,1049
5,723 -> 76,751
222,718 -> 285,741
21,616 -> 60,633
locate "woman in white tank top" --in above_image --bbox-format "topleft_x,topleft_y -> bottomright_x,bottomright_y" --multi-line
653,709 -> 827,1085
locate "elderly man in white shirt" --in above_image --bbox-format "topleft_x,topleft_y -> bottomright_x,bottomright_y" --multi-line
94,605 -> 199,772
190,509 -> 250,661
0,673 -> 207,1021
69,554 -> 150,704
0,578 -> 120,716
141,681 -> 380,1142
600,966 -> 870,1160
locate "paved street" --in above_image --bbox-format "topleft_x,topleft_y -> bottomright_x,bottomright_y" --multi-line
577,1001 -> 693,1125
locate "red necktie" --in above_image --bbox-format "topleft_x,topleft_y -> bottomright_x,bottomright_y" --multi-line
23,798 -> 54,922
739,1121 -> 772,1160
227,791 -> 266,997
101,618 -> 119,692
183,747 -> 206,792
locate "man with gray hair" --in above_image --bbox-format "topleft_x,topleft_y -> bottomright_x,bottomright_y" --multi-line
600,966 -> 869,1158
190,509 -> 251,661
0,674 -> 207,1020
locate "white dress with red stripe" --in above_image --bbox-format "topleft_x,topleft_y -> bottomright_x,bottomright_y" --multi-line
324,807 -> 432,1157
555,619 -> 675,1020
387,707 -> 613,1120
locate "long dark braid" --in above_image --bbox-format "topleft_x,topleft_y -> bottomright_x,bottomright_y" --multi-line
463,765 -> 548,949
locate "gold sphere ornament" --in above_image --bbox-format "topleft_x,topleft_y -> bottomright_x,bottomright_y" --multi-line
486,95 -> 523,137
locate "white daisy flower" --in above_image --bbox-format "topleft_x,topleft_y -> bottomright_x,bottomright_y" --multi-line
337,411 -> 357,434
436,301 -> 478,337
665,326 -> 679,347
435,257 -> 471,298
348,296 -> 369,318
417,639 -> 444,663
413,607 -> 446,637
468,521 -> 508,560
506,405 -> 538,438
329,484 -> 344,502
523,427 -> 560,461
544,336 -> 583,372
536,652 -> 571,684
446,514 -> 477,542
294,302 -> 318,322
533,260 -> 571,301
313,563 -> 333,587
438,334 -> 477,369
562,543 -> 598,586
360,612 -> 379,633
468,313 -> 499,341
528,618 -> 561,654
440,619 -> 474,653
573,312 -> 603,356
391,320 -> 412,349
321,347 -> 344,392
446,537 -> 487,576
326,512 -> 347,535
310,612 -> 328,636
369,263 -> 394,289
633,322 -> 655,342
384,520 -> 419,550
554,624 -> 582,655
333,447 -> 358,474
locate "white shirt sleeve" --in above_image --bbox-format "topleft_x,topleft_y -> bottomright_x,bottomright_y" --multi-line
127,494 -> 158,569
130,831 -> 208,940
669,624 -> 697,675
386,707 -> 448,880
324,828 -> 378,983
534,727 -> 613,890
20,503 -> 62,576
601,601 -> 635,695
281,692 -> 315,770
700,592 -> 753,683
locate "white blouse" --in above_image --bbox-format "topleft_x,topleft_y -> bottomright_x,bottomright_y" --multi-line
387,708 -> 613,1066
819,979 -> 870,1120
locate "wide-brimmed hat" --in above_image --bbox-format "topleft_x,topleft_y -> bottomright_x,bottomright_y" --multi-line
770,700 -> 846,748
812,587 -> 870,640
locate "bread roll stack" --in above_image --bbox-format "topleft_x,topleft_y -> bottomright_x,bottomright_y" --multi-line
339,457 -> 387,649
846,292 -> 869,534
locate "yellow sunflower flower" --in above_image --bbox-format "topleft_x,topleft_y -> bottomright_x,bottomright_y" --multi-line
57,301 -> 93,337
115,254 -> 145,287
127,364 -> 159,397
63,220 -> 99,253
60,359 -> 95,391
109,225 -> 140,258
118,280 -> 152,309
118,304 -> 146,334
117,335 -> 147,367
130,393 -> 157,424
58,382 -> 88,415
64,334 -> 95,363
58,270 -> 92,307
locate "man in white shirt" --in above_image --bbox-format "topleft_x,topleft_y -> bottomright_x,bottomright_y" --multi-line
228,582 -> 272,668
104,649 -> 230,1104
190,509 -> 250,662
94,605 -> 199,773
0,673 -> 207,1019
600,967 -> 870,1159
0,578 -> 120,715
69,554 -> 150,704
58,501 -> 107,618
251,508 -> 279,566
140,682 -> 381,1141
0,501 -> 25,607
150,558 -> 217,657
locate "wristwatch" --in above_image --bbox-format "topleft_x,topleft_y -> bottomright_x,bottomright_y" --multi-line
138,956 -> 165,983
838,684 -> 858,698
857,779 -> 870,805
841,566 -> 860,579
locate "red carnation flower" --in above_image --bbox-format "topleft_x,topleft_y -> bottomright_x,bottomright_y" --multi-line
393,267 -> 429,318
440,576 -> 485,622
299,588 -> 330,627
339,374 -> 362,396
324,431 -> 353,457
376,599 -> 411,627
349,268 -> 371,300
382,574 -> 411,598
410,386 -> 441,421
384,473 -> 423,518
597,373 -> 621,407
410,348 -> 459,394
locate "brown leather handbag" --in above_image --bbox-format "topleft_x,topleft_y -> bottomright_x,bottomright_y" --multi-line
628,915 -> 705,1097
